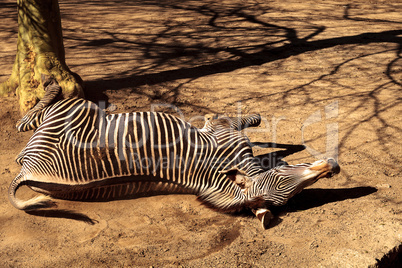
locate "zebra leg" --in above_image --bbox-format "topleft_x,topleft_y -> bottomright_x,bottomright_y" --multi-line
203,113 -> 261,131
16,75 -> 61,132
227,114 -> 261,130
8,173 -> 56,211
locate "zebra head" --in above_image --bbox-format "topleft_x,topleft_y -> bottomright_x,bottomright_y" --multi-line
254,158 -> 340,205
248,158 -> 340,228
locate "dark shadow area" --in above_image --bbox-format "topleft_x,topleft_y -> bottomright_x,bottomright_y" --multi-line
272,186 -> 378,213
375,243 -> 402,268
265,186 -> 378,228
233,186 -> 377,228
26,209 -> 98,225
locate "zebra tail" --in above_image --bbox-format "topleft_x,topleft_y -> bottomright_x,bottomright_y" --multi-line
8,173 -> 57,211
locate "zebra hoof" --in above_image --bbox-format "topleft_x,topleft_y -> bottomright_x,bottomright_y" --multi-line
253,208 -> 273,229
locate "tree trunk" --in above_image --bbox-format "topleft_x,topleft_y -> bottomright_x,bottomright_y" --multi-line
0,0 -> 84,113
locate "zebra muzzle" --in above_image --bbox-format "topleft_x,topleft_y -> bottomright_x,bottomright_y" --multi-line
309,158 -> 340,179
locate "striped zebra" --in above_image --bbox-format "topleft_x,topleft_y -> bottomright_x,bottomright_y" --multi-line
9,78 -> 340,228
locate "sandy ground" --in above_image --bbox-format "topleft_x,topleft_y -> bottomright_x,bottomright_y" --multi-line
0,0 -> 401,267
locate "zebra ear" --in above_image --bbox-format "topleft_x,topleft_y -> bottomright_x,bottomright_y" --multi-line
220,168 -> 250,189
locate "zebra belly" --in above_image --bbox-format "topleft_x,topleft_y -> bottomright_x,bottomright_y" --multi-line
28,174 -> 194,201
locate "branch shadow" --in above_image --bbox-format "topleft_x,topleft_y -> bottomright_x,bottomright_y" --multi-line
84,28 -> 402,104
64,0 -> 401,134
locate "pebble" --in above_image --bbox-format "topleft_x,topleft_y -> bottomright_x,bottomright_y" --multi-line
310,241 -> 319,249
376,184 -> 391,189
383,171 -> 396,177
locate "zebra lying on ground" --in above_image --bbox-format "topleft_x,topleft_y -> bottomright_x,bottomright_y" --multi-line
9,77 -> 340,228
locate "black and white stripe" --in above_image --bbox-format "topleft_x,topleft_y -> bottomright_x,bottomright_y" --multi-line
10,97 -> 263,211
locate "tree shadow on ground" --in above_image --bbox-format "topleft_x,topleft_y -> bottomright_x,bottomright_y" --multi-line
72,2 -> 401,164
85,29 -> 401,97
74,1 -> 401,108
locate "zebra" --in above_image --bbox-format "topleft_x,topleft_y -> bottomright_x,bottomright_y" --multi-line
9,77 -> 340,228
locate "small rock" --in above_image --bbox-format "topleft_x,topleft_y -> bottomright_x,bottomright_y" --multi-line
383,170 -> 396,177
376,183 -> 391,189
310,241 -> 319,249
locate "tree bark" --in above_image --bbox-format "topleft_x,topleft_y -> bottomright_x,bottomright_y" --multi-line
0,0 -> 84,113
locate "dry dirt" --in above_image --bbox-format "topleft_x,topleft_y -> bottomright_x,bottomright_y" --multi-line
0,0 -> 401,267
